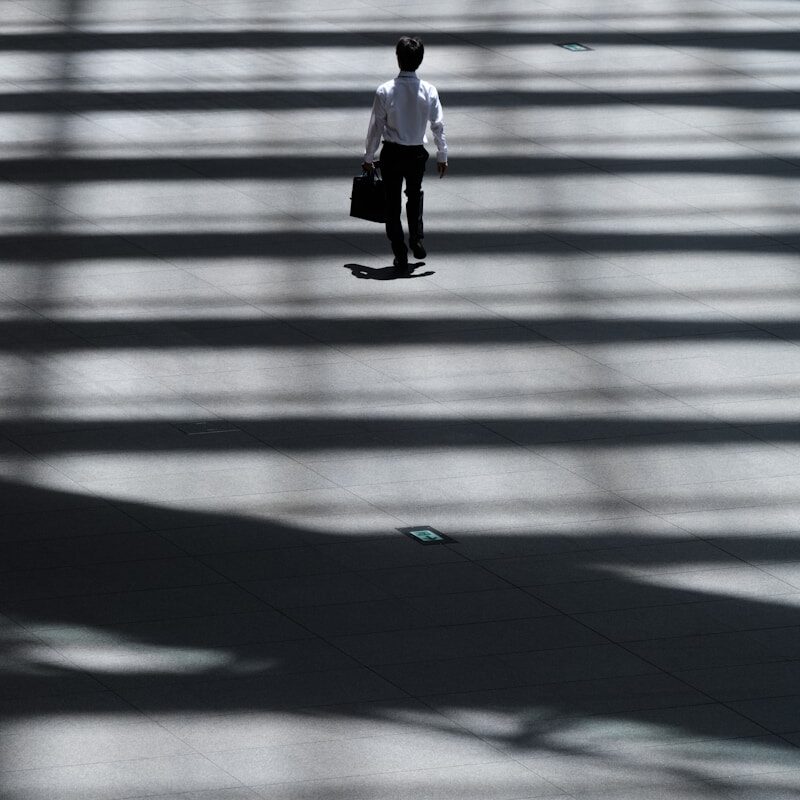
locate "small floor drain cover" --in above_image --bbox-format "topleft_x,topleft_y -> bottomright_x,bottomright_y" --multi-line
398,526 -> 455,545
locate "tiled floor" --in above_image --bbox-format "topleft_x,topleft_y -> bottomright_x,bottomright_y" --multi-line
2,0 -> 800,797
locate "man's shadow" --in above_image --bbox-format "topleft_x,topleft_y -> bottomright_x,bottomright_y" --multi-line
344,263 -> 434,280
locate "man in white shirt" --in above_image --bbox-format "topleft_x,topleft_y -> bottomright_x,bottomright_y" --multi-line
363,36 -> 448,271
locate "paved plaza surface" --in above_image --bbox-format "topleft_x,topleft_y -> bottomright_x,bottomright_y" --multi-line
3,0 -> 800,797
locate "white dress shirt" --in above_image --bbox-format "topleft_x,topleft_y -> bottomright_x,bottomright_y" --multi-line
363,70 -> 447,164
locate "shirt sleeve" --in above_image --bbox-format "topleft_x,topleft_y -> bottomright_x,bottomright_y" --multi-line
363,88 -> 386,163
428,87 -> 447,163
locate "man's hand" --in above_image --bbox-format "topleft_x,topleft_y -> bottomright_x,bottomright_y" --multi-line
437,161 -> 448,178
362,161 -> 375,172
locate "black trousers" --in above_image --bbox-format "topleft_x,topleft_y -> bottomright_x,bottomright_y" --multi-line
380,141 -> 429,260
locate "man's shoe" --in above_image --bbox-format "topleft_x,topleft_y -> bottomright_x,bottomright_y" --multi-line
410,239 -> 426,259
393,257 -> 410,271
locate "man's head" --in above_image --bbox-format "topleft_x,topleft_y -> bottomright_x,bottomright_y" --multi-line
396,36 -> 424,71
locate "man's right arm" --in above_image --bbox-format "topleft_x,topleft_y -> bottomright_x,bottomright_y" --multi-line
363,88 -> 386,167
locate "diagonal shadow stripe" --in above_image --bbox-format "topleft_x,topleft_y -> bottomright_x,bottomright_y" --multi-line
0,317 -> 788,351
0,28 -> 798,52
0,230 -> 793,260
2,87 -> 799,114
0,417 -> 792,452
3,154 -> 800,182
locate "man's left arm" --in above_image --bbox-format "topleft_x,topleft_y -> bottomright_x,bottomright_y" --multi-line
429,87 -> 448,177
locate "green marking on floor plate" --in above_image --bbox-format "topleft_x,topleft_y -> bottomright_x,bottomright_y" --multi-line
556,42 -> 592,51
398,526 -> 455,545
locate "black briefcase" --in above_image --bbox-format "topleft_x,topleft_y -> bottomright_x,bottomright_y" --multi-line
350,167 -> 386,223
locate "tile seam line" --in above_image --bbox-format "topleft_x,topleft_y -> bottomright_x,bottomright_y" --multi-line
593,20 -> 800,80
432,280 -> 722,470
659,528 -> 800,597
149,531 -> 444,733
520,31 -> 800,231
282,609 -> 563,636
528,590 -> 800,617
0,576 -> 253,792
0,551 -> 248,576
204,755 -> 531,787
447,504 -> 785,739
235,760 -> 530,787
363,672 -> 721,699
492,561 -> 800,585
0,577 -> 245,605
0,750 -> 251,782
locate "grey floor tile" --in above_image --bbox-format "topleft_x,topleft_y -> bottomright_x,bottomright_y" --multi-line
118,665 -> 409,714
32,610 -> 312,650
0,754 -> 242,800
427,673 -> 710,738
81,461 -> 337,502
252,761 -> 566,800
625,631 -> 786,672
485,408 -> 722,446
451,515 -> 687,561
756,562 -> 800,590
515,749 -> 713,796
729,695 -> 800,735
0,557 -> 224,601
331,615 -> 605,666
7,583 -> 269,627
636,514 -> 800,566
355,561 -> 512,597
0,504 -> 146,543
0,664 -> 107,708
575,602 -> 737,642
200,546 -> 346,582
0,717 -> 195,771
523,703 -> 768,752
139,791 -> 262,800
0,688 -> 138,719
155,698 -> 454,752
479,537 -> 740,588
375,643 -> 657,697
495,643 -> 661,685
0,530 -> 184,572
528,567 -> 797,614
317,536 -> 468,570
674,661 -> 800,702
305,448 -> 549,488
286,588 -> 555,638
701,593 -> 800,632
348,469 -> 604,508
617,474 -> 800,515
373,653 -> 528,696
750,626 -> 800,660
74,638 -> 360,692
551,448 -> 800,494
206,730 -> 505,785
637,734 -> 800,779
10,422 -> 253,479
156,521 -> 322,554
0,473 -> 103,514
713,771 -> 800,800
242,571 -> 391,609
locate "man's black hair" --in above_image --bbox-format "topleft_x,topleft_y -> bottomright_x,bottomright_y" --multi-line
396,36 -> 424,71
